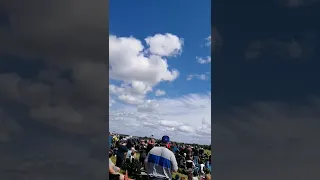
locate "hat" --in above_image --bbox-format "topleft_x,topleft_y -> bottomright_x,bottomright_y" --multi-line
161,135 -> 170,143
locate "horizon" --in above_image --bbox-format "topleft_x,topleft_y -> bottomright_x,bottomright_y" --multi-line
111,131 -> 211,146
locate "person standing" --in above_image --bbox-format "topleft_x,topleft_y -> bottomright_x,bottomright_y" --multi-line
193,147 -> 199,167
109,132 -> 113,149
145,135 -> 178,180
116,142 -> 128,169
146,138 -> 155,155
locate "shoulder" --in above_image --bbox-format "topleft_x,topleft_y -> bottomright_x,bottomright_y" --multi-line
163,148 -> 175,158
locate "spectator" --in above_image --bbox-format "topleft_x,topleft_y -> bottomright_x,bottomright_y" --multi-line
125,147 -> 132,163
192,170 -> 199,180
145,135 -> 178,180
199,160 -> 205,178
139,148 -> 147,167
186,157 -> 194,170
146,138 -> 155,154
130,148 -> 136,163
199,148 -> 204,157
126,138 -> 133,149
109,157 -> 133,180
109,132 -> 113,149
193,147 -> 199,166
116,142 -> 128,169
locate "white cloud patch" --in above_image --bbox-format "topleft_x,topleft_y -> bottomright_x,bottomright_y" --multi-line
155,89 -> 166,96
109,93 -> 211,144
109,34 -> 182,104
196,56 -> 211,64
186,73 -> 210,81
109,96 -> 115,107
145,33 -> 184,57
205,35 -> 211,47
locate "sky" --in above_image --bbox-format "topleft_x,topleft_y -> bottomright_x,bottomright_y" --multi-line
212,0 -> 320,179
109,0 -> 211,144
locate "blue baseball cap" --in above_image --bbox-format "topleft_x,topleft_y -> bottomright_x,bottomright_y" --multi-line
161,135 -> 170,143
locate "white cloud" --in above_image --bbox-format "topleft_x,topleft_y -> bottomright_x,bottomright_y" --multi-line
186,73 -> 210,81
205,35 -> 211,47
118,94 -> 144,105
109,96 -> 115,107
196,56 -> 211,64
158,120 -> 182,127
155,89 -> 166,96
109,34 -> 181,104
109,33 -> 211,144
109,93 -> 211,144
178,125 -> 194,133
145,33 -> 184,57
137,100 -> 159,113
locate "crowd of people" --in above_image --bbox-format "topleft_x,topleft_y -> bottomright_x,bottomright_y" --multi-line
109,133 -> 212,180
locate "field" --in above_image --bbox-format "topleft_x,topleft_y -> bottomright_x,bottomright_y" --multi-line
110,149 -> 211,178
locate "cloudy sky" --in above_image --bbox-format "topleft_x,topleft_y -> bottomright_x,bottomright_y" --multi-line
212,0 -> 320,179
109,0 -> 211,144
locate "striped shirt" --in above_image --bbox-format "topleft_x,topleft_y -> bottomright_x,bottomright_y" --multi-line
145,146 -> 178,180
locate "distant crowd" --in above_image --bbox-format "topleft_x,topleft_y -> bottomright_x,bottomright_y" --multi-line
109,133 -> 211,180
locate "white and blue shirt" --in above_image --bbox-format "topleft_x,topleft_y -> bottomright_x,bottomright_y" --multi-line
145,146 -> 178,180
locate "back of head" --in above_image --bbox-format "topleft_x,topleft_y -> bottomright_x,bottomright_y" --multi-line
161,135 -> 170,147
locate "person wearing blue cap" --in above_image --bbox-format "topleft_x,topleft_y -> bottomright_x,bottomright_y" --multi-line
144,135 -> 178,180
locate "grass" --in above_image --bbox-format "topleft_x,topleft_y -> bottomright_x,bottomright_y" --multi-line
110,150 -> 211,179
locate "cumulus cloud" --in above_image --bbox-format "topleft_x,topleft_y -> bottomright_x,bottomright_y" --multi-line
196,56 -> 211,64
145,33 -> 184,57
109,34 -> 182,104
155,89 -> 166,96
186,73 -> 210,81
110,93 -> 211,144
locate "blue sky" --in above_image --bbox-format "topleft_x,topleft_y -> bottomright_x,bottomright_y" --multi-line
110,0 -> 211,97
109,0 -> 211,144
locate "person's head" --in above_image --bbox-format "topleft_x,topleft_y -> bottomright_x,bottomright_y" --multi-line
161,135 -> 170,147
